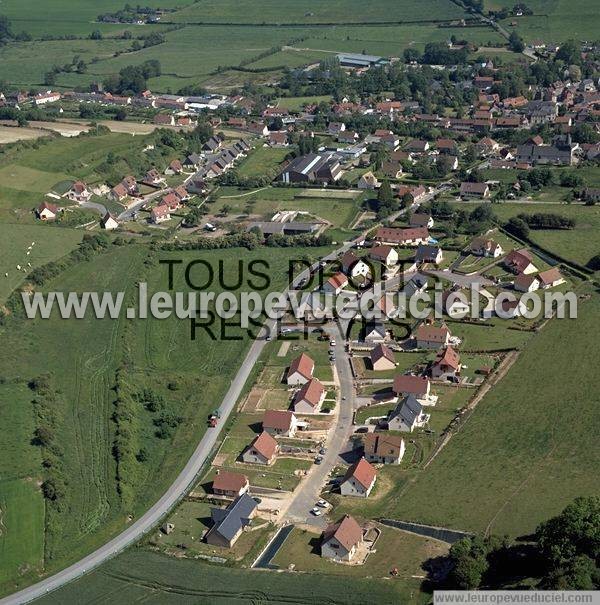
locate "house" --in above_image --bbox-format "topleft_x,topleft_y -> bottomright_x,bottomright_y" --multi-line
150,204 -> 171,224
241,431 -> 279,465
173,185 -> 190,202
34,91 -> 61,105
431,346 -> 461,380
499,298 -> 527,318
321,515 -> 364,562
287,353 -> 314,385
183,153 -> 202,170
205,493 -> 257,548
515,141 -> 576,166
165,159 -> 183,175
373,227 -> 429,246
328,122 -> 346,136
369,245 -> 398,268
341,251 -> 371,280
476,137 -> 500,155
67,181 -> 92,203
387,395 -> 429,432
441,290 -> 470,318
212,470 -> 249,498
279,153 -> 342,184
36,201 -> 59,221
410,213 -> 434,229
268,131 -> 289,147
262,410 -> 298,437
392,375 -> 431,401
338,130 -> 359,144
246,121 -> 269,136
340,458 -> 377,498
414,323 -> 451,349
203,135 -> 223,152
504,249 -> 537,275
357,171 -> 380,190
161,192 -> 181,211
109,183 -> 129,202
100,212 -> 119,230
397,185 -> 428,204
380,160 -> 403,179
363,321 -> 386,343
405,139 -> 429,153
370,344 -> 396,371
415,244 -> 443,265
460,182 -> 490,199
514,273 -> 540,293
323,272 -> 349,295
538,267 -> 565,289
153,113 -> 175,126
435,138 -> 458,155
470,237 -> 503,258
227,117 -> 247,129
143,169 -> 164,186
403,273 -> 428,298
293,378 -> 325,414
363,433 -> 405,464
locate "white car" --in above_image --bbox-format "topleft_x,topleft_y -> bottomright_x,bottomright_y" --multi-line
330,340 -> 337,346
310,507 -> 322,516
316,499 -> 329,508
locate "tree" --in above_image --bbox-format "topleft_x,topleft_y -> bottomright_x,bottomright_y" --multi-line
587,254 -> 600,271
535,496 -> 600,566
115,108 -> 127,121
448,537 -> 489,589
542,556 -> 600,590
377,180 -> 393,205
90,29 -> 103,40
505,216 -> 530,239
509,31 -> 525,53
33,426 -> 54,447
0,14 -> 13,44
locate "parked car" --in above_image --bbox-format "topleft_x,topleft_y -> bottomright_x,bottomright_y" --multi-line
311,507 -> 322,516
317,499 -> 329,508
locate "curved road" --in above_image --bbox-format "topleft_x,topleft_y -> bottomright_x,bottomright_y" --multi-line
0,243 -> 357,605
2,187 -> 430,603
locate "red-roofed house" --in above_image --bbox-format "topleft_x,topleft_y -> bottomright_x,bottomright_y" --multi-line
287,353 -> 315,385
323,272 -> 348,295
370,344 -> 396,371
321,515 -> 363,561
293,378 -> 325,414
414,323 -> 451,349
321,515 -> 364,561
504,249 -> 537,275
212,470 -> 249,498
340,458 -> 377,498
241,431 -> 279,465
36,201 -> 59,221
431,346 -> 461,380
262,410 -> 298,437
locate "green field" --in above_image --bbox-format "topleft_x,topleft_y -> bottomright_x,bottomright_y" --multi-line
0,223 -> 83,303
484,0 -> 600,43
491,202 -> 600,268
236,147 -> 289,178
276,95 -> 333,111
0,242 -> 331,593
386,288 -> 600,537
211,186 -> 362,229
0,479 -> 45,586
35,549 -> 406,605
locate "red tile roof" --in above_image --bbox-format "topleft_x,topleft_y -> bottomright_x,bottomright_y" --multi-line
322,515 -> 363,551
293,378 -> 324,408
343,457 -> 377,490
263,410 -> 295,432
250,431 -> 278,460
434,346 -> 461,370
288,353 -> 314,381
393,374 -> 429,397
212,470 -> 248,494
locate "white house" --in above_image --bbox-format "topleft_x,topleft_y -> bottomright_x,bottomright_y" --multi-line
387,395 -> 430,432
100,212 -> 119,231
287,353 -> 314,385
321,515 -> 363,561
340,458 -> 377,498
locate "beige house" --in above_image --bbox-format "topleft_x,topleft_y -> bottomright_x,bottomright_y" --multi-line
241,431 -> 279,465
370,344 -> 396,371
292,378 -> 325,414
363,433 -> 405,464
357,171 -> 380,190
287,353 -> 314,385
414,323 -> 451,349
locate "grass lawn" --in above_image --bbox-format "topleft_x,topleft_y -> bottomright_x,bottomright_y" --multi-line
156,499 -> 273,563
0,223 -> 83,303
210,186 -> 361,229
447,320 -> 534,351
382,287 -> 600,537
276,95 -> 333,111
0,479 -> 45,586
272,524 -> 448,580
236,146 -> 289,179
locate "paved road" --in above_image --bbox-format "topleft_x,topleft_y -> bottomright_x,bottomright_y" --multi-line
117,188 -> 165,221
282,326 -> 357,529
0,238 -> 361,604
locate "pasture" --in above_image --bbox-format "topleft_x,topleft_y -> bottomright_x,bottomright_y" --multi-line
236,146 -> 290,178
0,223 -> 83,303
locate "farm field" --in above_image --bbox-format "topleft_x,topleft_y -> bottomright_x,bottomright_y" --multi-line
168,0 -> 467,24
0,243 -> 331,594
34,549 -> 407,605
389,287 -> 600,537
491,202 -> 600,268
486,0 -> 600,43
0,126 -> 50,144
0,223 -> 83,302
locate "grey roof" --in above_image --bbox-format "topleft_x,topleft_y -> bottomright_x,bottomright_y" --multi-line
209,493 -> 257,542
415,244 -> 442,263
337,53 -> 387,66
365,321 -> 386,339
404,274 -> 428,297
393,394 -> 423,427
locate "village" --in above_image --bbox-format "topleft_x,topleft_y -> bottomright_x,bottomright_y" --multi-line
0,13 -> 599,600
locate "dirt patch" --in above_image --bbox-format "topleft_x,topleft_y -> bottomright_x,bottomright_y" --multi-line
277,341 -> 291,357
212,453 -> 228,466
241,387 -> 266,412
0,125 -> 49,144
